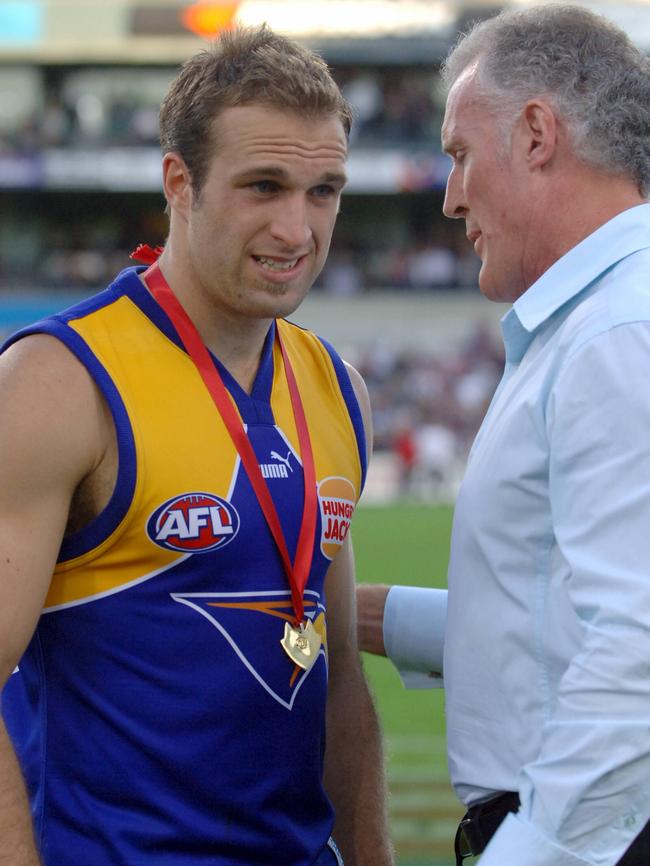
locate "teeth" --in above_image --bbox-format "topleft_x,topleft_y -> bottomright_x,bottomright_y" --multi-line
256,256 -> 298,271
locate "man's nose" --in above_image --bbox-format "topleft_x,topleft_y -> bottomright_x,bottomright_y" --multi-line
442,168 -> 466,219
269,196 -> 312,249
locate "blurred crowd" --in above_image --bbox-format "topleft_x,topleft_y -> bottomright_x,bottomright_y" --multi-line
318,238 -> 480,294
0,238 -> 480,295
0,65 -> 441,154
0,199 -> 481,293
0,67 -> 167,152
355,322 -> 503,499
0,63 -> 478,295
340,67 -> 442,147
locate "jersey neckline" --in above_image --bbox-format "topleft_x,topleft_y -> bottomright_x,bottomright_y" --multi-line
117,266 -> 277,414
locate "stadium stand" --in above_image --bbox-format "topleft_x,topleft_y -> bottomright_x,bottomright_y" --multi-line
0,1 -> 502,506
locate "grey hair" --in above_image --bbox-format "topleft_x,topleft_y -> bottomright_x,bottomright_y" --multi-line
441,4 -> 650,197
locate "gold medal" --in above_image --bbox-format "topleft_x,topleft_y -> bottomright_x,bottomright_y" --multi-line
280,620 -> 322,671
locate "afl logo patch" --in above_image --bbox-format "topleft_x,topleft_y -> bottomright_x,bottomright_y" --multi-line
147,493 -> 240,553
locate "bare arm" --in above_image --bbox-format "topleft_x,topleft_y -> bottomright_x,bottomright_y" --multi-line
322,363 -> 393,865
323,537 -> 394,866
0,725 -> 41,866
0,336 -> 108,865
344,362 -> 391,658
356,584 -> 391,656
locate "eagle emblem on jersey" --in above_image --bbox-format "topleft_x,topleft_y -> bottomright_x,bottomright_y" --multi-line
169,589 -> 327,710
147,492 -> 240,553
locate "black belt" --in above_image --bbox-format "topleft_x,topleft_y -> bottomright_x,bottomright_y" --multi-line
454,791 -> 520,864
454,791 -> 650,865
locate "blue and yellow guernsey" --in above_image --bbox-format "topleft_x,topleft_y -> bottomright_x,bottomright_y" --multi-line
1,267 -> 366,866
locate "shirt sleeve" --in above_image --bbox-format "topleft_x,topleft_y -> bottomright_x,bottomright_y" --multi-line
489,323 -> 650,865
383,585 -> 446,689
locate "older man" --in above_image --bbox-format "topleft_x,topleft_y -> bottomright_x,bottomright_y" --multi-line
358,6 -> 650,865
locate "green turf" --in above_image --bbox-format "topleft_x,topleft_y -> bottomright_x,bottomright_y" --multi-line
352,503 -> 460,866
353,502 -> 451,749
353,502 -> 453,590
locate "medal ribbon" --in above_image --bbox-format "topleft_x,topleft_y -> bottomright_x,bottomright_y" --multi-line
142,261 -> 317,626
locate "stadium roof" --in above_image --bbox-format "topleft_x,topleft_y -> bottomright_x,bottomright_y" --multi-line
0,0 -> 648,63
253,0 -> 650,56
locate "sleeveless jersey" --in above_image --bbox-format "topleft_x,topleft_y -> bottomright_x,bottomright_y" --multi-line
1,267 -> 366,866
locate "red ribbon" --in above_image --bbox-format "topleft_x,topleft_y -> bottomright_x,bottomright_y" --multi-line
130,244 -> 165,265
142,261 -> 317,626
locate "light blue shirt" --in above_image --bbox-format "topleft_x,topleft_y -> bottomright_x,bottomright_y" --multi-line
385,203 -> 650,865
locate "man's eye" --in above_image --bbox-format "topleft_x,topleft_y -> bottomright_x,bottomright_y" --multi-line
311,185 -> 335,198
251,180 -> 279,194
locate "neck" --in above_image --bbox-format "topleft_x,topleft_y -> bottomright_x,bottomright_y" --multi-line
204,325 -> 271,395
523,171 -> 645,291
146,250 -> 272,395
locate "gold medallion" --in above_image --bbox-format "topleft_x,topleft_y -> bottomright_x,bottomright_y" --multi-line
280,619 -> 322,671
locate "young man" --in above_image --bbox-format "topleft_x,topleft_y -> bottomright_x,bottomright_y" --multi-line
0,27 -> 393,866
358,5 -> 650,865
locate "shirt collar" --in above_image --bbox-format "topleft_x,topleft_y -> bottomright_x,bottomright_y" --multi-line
501,202 -> 650,362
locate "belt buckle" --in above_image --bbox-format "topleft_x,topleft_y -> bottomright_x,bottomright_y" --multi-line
455,814 -> 483,861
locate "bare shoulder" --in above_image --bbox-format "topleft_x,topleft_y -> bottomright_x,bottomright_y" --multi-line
344,360 -> 373,458
0,335 -> 112,679
0,334 -> 109,487
0,332 -> 93,391
343,361 -> 369,404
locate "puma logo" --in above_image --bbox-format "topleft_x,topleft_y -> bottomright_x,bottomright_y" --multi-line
259,450 -> 294,480
271,450 -> 293,473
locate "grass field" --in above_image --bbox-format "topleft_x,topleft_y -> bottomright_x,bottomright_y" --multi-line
352,503 -> 462,866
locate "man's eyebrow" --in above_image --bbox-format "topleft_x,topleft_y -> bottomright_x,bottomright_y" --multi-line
319,171 -> 348,186
440,125 -> 461,155
441,135 -> 455,155
232,165 -> 348,186
233,165 -> 288,181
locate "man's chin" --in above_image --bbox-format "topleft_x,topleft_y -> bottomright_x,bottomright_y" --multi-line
478,275 -> 522,305
250,280 -> 312,319
477,267 -> 494,299
478,273 -> 504,304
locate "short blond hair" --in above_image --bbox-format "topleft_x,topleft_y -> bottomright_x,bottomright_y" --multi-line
159,25 -> 352,196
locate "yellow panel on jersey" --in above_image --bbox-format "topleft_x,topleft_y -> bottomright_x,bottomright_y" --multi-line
32,272 -> 364,609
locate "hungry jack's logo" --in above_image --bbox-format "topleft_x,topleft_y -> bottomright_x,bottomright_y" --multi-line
147,493 -> 240,553
318,477 -> 357,559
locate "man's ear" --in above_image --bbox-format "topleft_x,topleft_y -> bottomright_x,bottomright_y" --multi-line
161,152 -> 193,219
521,99 -> 558,170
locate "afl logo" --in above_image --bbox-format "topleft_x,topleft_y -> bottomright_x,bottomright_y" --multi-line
147,493 -> 240,553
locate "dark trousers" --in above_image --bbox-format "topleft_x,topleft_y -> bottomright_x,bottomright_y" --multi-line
455,792 -> 650,865
619,819 -> 650,865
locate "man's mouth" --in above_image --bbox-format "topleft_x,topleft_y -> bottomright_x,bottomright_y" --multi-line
466,230 -> 483,257
253,255 -> 301,272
